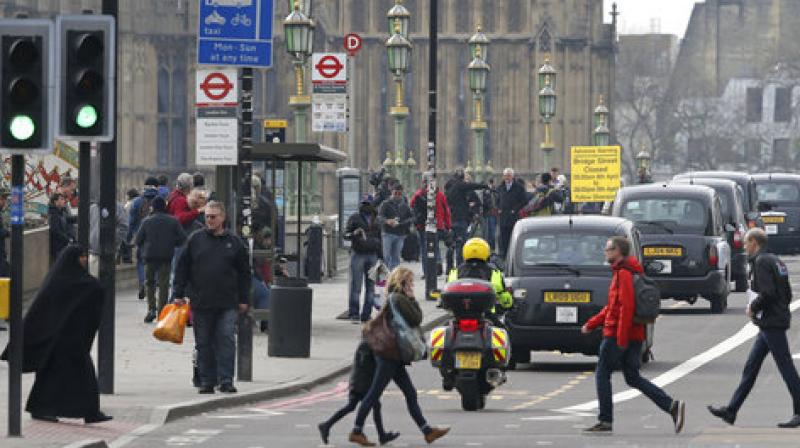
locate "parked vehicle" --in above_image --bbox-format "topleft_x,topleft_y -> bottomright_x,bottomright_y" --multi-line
612,184 -> 731,313
429,279 -> 511,411
752,173 -> 800,254
503,216 -> 654,368
673,171 -> 760,228
671,177 -> 748,292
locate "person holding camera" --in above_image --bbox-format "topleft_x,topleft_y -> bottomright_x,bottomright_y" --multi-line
377,184 -> 412,271
344,195 -> 383,323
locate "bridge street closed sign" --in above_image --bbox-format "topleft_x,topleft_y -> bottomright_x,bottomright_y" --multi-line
570,146 -> 621,202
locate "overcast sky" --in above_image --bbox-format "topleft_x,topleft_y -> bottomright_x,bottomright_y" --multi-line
604,0 -> 699,37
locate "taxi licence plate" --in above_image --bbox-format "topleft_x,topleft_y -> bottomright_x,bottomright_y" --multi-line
644,247 -> 683,257
543,291 -> 591,303
762,216 -> 785,224
455,352 -> 481,370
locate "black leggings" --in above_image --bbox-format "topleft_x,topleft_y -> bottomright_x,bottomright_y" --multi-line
324,391 -> 386,437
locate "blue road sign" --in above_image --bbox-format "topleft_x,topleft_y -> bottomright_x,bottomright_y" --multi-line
197,0 -> 273,67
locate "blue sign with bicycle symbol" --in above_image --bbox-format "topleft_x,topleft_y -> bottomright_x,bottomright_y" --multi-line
198,0 -> 274,67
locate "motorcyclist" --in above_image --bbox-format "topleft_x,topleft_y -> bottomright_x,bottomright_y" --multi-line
447,237 -> 513,325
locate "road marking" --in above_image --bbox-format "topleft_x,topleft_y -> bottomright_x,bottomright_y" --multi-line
560,299 -> 800,413
511,371 -> 592,411
793,353 -> 800,359
166,429 -> 222,446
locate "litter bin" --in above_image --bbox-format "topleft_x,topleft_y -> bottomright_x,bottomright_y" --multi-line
305,222 -> 323,283
268,277 -> 312,358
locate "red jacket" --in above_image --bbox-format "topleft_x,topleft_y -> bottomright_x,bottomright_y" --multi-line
410,188 -> 452,231
167,189 -> 199,227
585,256 -> 646,348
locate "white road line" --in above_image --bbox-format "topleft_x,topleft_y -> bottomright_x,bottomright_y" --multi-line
792,353 -> 800,359
559,300 -> 800,413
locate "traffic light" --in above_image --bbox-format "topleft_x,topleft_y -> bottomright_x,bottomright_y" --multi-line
0,19 -> 54,152
56,15 -> 115,141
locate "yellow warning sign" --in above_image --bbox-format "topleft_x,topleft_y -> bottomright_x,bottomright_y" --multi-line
570,146 -> 621,202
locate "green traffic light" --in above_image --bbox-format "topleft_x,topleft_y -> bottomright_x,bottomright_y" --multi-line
75,105 -> 98,129
9,115 -> 35,141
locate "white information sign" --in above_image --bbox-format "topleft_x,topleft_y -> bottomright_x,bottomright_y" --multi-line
196,107 -> 238,166
312,91 -> 347,133
312,53 -> 348,133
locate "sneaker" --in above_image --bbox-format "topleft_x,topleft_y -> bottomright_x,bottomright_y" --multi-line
348,431 -> 376,447
778,414 -> 800,428
143,309 -> 156,323
583,421 -> 613,433
317,422 -> 330,445
198,385 -> 215,394
670,400 -> 686,433
379,431 -> 400,445
218,384 -> 238,393
424,426 -> 450,444
707,405 -> 735,425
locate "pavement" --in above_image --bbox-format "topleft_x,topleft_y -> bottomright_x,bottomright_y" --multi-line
0,260 -> 449,448
112,255 -> 800,448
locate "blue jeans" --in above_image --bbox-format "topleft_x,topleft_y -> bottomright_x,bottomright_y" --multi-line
252,278 -> 270,310
595,337 -> 673,423
419,230 -> 441,278
728,328 -> 800,415
484,215 -> 497,251
136,247 -> 145,285
382,233 -> 405,271
349,252 -> 377,320
353,356 -> 430,435
452,221 -> 469,266
192,308 -> 237,387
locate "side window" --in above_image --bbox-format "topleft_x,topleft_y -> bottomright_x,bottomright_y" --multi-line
714,198 -> 724,235
632,230 -> 642,261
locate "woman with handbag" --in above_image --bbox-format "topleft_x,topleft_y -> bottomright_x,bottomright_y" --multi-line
350,267 -> 450,446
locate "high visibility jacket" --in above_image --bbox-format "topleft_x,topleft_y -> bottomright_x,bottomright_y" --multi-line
447,261 -> 513,310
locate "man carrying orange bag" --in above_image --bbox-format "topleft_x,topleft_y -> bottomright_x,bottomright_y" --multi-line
173,201 -> 251,394
153,303 -> 190,344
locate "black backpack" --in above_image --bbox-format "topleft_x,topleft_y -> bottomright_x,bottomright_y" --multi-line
401,232 -> 420,262
631,272 -> 660,324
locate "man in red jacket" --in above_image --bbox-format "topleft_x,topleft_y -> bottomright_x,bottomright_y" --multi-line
581,236 -> 685,434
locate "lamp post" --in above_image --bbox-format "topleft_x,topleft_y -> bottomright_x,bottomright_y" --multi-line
636,147 -> 652,184
538,56 -> 557,171
386,1 -> 412,189
283,0 -> 314,214
593,95 -> 610,146
468,27 -> 490,182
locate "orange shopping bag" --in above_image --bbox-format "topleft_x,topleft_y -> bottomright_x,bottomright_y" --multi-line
152,303 -> 190,344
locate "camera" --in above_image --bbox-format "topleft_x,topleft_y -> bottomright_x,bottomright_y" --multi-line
369,168 -> 387,188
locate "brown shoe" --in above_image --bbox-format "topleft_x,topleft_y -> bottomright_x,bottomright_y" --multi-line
424,426 -> 450,444
348,432 -> 376,447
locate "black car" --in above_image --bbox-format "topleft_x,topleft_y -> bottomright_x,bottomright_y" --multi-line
671,177 -> 748,292
674,171 -> 760,228
612,184 -> 732,313
752,173 -> 800,254
504,216 -> 653,368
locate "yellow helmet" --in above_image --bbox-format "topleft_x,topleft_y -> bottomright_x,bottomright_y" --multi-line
463,237 -> 490,261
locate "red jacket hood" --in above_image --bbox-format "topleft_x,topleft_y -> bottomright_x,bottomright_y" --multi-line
613,256 -> 643,274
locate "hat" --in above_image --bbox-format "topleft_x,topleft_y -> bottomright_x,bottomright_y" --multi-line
151,196 -> 167,212
144,176 -> 159,187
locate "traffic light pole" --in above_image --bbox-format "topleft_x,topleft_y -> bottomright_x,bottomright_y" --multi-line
97,0 -> 118,394
424,0 -> 439,299
237,67 -> 254,382
7,155 -> 24,437
78,141 -> 90,247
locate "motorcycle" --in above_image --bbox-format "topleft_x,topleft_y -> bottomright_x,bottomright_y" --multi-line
428,279 -> 510,411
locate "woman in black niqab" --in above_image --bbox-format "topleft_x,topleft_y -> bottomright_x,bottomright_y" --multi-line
1,244 -> 112,423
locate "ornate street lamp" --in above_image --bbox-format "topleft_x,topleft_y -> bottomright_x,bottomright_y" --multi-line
286,0 -> 311,18
636,147 -> 652,184
387,0 -> 411,39
468,37 -> 490,182
538,57 -> 557,170
593,95 -> 610,146
468,25 -> 489,60
386,15 -> 412,186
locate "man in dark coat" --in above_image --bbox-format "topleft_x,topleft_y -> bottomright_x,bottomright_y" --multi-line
444,169 -> 488,268
135,196 -> 187,322
708,228 -> 800,428
2,245 -> 112,424
128,177 -> 160,299
496,168 -> 527,258
344,195 -> 382,322
377,184 -> 413,271
48,192 -> 74,264
174,201 -> 251,394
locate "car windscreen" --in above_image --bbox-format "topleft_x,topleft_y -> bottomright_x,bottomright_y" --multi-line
620,197 -> 709,235
757,182 -> 800,204
518,232 -> 610,267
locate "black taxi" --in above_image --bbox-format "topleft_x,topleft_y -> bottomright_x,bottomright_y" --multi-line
611,184 -> 732,313
674,171 -> 760,228
671,177 -> 749,292
503,216 -> 653,368
752,173 -> 800,254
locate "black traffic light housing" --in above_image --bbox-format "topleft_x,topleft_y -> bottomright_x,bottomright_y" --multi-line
56,15 -> 115,141
0,19 -> 54,152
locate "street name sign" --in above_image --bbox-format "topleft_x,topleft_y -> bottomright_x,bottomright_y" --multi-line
570,145 -> 621,202
311,53 -> 347,133
197,0 -> 274,67
195,69 -> 238,165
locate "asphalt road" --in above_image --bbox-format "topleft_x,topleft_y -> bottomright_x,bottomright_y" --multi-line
119,256 -> 800,448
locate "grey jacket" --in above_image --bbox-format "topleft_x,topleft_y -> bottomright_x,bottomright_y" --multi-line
89,202 -> 129,255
